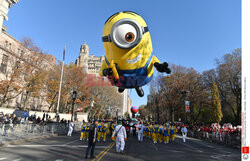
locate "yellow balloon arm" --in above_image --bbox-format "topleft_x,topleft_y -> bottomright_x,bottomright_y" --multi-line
110,60 -> 119,79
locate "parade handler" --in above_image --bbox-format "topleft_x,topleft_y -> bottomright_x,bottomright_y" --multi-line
80,121 -> 87,141
138,121 -> 145,142
67,120 -> 74,136
181,125 -> 188,143
112,121 -> 127,154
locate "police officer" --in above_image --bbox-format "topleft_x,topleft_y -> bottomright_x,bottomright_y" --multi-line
85,120 -> 98,159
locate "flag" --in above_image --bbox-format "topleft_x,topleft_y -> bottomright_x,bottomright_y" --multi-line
185,101 -> 190,113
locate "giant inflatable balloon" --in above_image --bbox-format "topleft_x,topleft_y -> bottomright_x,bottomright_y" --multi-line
131,106 -> 139,114
99,11 -> 171,97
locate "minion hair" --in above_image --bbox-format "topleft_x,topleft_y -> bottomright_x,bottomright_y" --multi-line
104,11 -> 140,24
105,12 -> 120,24
122,11 -> 140,16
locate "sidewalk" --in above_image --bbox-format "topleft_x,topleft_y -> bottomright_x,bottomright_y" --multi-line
0,123 -> 70,146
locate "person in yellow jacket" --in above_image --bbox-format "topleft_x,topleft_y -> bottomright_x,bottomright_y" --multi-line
144,124 -> 149,138
152,123 -> 159,143
163,123 -> 170,144
170,123 -> 176,141
80,121 -> 87,141
158,124 -> 164,143
111,122 -> 117,139
97,121 -> 102,142
148,123 -> 153,139
85,122 -> 90,141
102,122 -> 108,142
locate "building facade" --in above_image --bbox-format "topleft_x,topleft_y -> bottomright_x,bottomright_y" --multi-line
0,1 -> 57,110
0,0 -> 19,38
0,30 -> 57,110
75,43 -> 105,75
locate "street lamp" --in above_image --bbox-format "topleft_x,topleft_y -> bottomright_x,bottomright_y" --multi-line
71,91 -> 77,121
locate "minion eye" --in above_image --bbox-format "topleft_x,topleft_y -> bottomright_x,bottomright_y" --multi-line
125,32 -> 135,42
108,18 -> 145,49
113,24 -> 137,45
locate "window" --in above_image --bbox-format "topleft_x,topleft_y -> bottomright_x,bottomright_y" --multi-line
5,41 -> 8,47
0,64 -> 7,73
20,50 -> 24,57
0,55 -> 8,74
2,55 -> 8,65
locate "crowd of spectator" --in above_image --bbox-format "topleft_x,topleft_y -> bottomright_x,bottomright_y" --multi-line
0,110 -> 75,137
175,122 -> 241,147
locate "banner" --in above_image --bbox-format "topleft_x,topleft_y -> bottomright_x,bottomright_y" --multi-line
185,101 -> 190,113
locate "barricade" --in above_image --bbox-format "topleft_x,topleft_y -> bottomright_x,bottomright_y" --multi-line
0,122 -> 73,144
187,130 -> 241,148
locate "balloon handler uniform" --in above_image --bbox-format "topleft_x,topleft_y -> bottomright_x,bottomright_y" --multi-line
102,123 -> 108,142
170,125 -> 176,141
80,123 -> 87,141
152,125 -> 159,143
97,123 -> 102,142
111,124 -> 117,139
149,124 -> 153,138
100,11 -> 171,97
163,126 -> 170,144
158,125 -> 164,143
145,125 -> 149,137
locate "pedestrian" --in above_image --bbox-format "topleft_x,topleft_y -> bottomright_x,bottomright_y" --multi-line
132,124 -> 136,136
3,117 -> 10,136
24,110 -> 28,121
129,122 -> 133,136
124,121 -> 130,138
181,125 -> 188,142
85,120 -> 98,159
42,111 -> 45,122
112,121 -> 127,154
138,121 -> 144,142
67,120 -> 74,136
45,113 -> 48,121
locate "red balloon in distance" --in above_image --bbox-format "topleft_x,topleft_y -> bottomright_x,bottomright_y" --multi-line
131,106 -> 139,114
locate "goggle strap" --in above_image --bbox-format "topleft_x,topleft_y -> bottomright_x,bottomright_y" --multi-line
102,35 -> 111,42
143,26 -> 149,34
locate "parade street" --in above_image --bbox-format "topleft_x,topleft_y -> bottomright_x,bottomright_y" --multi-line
0,132 -> 240,161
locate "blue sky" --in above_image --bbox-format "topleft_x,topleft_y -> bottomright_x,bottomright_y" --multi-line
5,0 -> 241,108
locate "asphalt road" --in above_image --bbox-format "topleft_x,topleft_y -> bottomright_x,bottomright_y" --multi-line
0,132 -> 241,161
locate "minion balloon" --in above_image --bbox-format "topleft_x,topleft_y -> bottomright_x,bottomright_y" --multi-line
100,11 -> 171,97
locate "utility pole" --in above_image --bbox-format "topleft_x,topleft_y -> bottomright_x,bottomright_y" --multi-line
56,46 -> 66,121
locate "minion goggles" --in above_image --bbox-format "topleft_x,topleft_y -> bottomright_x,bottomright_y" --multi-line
102,18 -> 149,49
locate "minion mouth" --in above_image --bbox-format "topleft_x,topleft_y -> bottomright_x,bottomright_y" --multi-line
126,54 -> 142,64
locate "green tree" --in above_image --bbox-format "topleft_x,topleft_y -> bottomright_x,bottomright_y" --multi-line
210,82 -> 223,123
